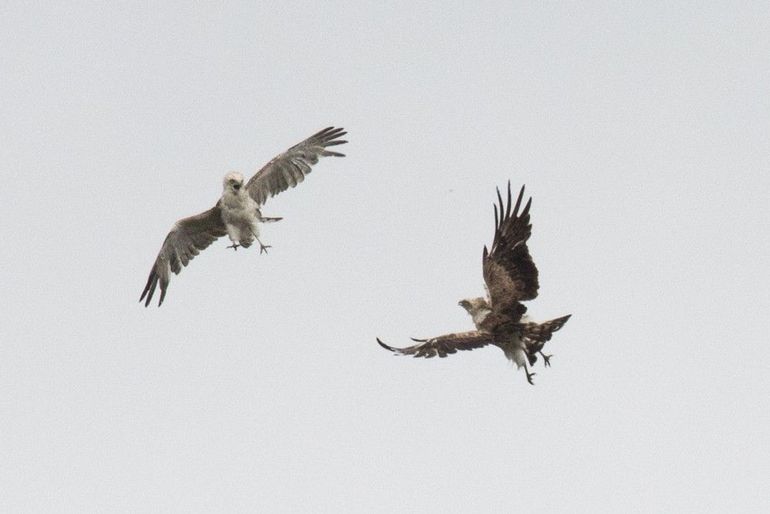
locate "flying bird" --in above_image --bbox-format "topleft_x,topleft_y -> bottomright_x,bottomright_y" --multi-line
377,183 -> 571,385
140,126 -> 347,307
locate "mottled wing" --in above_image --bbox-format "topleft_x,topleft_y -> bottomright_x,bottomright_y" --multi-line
522,315 -> 571,343
140,205 -> 227,307
377,331 -> 494,359
245,126 -> 347,206
482,183 -> 539,319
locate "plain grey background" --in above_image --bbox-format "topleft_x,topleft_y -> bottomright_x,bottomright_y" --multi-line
2,1 -> 768,512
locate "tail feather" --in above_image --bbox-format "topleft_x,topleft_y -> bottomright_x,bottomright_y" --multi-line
528,315 -> 571,341
523,314 -> 571,353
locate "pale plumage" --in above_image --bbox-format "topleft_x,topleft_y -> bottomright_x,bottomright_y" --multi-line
140,127 -> 347,306
377,183 -> 571,385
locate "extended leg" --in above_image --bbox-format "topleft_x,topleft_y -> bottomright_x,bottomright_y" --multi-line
256,236 -> 271,254
523,361 -> 536,385
249,227 -> 271,255
539,351 -> 552,367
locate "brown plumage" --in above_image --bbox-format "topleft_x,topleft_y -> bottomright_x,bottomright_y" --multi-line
377,332 -> 494,359
377,183 -> 571,385
482,182 -> 539,317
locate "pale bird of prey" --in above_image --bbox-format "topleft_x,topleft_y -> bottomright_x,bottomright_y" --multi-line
377,183 -> 571,385
140,126 -> 347,307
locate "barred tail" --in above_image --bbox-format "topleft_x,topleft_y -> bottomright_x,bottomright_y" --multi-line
523,314 -> 571,353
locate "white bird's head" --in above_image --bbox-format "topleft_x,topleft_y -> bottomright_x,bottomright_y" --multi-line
223,172 -> 245,193
458,297 -> 488,315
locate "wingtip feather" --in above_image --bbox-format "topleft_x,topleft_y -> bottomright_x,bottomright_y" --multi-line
376,338 -> 395,352
141,271 -> 157,307
506,182 -> 513,218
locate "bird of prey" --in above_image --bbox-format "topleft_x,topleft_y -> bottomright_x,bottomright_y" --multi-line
377,183 -> 571,385
140,126 -> 347,307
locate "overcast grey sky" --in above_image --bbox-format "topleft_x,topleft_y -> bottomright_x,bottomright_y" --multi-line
1,1 -> 769,512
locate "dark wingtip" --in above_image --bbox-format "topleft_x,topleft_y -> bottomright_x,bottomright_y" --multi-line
141,271 -> 157,307
320,126 -> 346,137
377,338 -> 395,352
506,181 -> 513,218
410,337 -> 428,343
512,183 -> 524,216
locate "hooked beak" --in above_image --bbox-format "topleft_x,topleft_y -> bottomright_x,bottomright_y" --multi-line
233,183 -> 242,191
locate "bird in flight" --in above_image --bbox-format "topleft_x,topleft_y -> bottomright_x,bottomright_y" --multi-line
140,126 -> 347,307
377,183 -> 571,385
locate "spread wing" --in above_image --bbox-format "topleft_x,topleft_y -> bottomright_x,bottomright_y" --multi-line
245,126 -> 347,206
377,331 -> 494,359
140,205 -> 227,307
482,183 -> 539,319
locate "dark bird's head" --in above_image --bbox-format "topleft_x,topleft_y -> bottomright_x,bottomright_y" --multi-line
223,171 -> 244,193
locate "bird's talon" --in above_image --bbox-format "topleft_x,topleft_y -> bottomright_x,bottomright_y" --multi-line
259,244 -> 271,255
227,243 -> 240,251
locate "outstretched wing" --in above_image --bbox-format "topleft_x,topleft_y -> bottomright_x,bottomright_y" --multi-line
245,126 -> 347,206
482,183 -> 539,319
140,205 -> 227,307
377,331 -> 494,359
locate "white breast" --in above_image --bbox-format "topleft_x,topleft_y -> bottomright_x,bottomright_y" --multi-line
221,191 -> 259,243
472,308 -> 492,328
499,334 -> 527,368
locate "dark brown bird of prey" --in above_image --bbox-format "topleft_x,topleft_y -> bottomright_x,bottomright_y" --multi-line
377,183 -> 571,385
140,127 -> 347,307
